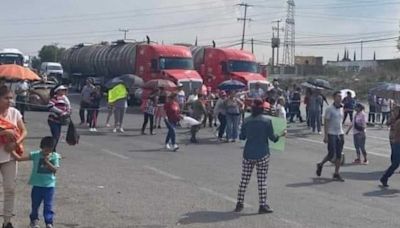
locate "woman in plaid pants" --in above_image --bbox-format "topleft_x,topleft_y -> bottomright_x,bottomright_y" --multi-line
234,99 -> 286,214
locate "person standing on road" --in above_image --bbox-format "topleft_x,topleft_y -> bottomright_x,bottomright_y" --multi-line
289,87 -> 303,123
111,85 -> 128,133
15,80 -> 29,122
214,91 -> 227,141
190,94 -> 207,143
234,99 -> 285,214
224,91 -> 244,142
141,96 -> 156,135
0,86 -> 27,228
342,91 -> 355,125
346,103 -> 368,164
276,97 -> 287,120
79,79 -> 94,126
164,93 -> 182,151
87,86 -> 101,132
380,106 -> 400,187
368,93 -> 376,124
203,87 -> 216,128
316,91 -> 345,181
13,136 -> 60,228
308,90 -> 323,134
155,87 -> 167,129
176,83 -> 186,111
47,85 -> 71,152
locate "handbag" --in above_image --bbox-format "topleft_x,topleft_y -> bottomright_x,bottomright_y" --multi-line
66,120 -> 80,146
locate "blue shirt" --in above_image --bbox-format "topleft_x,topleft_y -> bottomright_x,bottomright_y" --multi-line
240,115 -> 280,160
29,150 -> 60,188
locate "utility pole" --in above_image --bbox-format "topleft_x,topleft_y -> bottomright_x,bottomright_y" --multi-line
360,40 -> 363,61
53,42 -> 59,62
272,19 -> 283,66
119,28 -> 130,40
283,0 -> 296,66
237,2 -> 253,50
251,38 -> 254,53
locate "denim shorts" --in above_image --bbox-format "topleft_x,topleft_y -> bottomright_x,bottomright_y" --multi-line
327,134 -> 344,160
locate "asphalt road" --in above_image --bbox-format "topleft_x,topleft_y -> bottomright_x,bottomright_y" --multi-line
5,95 -> 400,228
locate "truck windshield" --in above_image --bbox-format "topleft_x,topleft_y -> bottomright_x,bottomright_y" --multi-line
0,53 -> 24,66
228,60 -> 258,73
159,58 -> 193,70
47,65 -> 62,70
179,80 -> 203,94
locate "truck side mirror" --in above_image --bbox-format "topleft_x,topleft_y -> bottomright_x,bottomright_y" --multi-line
200,64 -> 206,76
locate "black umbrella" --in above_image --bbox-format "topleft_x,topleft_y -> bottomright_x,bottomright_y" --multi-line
370,82 -> 400,101
307,78 -> 332,90
105,74 -> 143,89
218,80 -> 246,91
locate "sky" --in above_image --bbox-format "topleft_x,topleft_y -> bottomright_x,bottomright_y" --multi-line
1,0 -> 400,63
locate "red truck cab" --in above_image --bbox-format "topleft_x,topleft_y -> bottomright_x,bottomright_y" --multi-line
137,44 -> 203,93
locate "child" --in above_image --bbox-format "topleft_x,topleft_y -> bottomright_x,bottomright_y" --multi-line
13,136 -> 60,228
88,86 -> 102,132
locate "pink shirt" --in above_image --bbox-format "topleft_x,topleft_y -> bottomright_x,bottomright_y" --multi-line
353,111 -> 366,135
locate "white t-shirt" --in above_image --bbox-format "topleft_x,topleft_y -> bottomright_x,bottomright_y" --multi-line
324,105 -> 344,135
276,104 -> 287,120
0,107 -> 22,163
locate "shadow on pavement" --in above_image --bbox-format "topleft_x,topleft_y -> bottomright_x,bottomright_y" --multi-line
286,177 -> 333,188
340,171 -> 384,181
363,188 -> 400,198
177,211 -> 240,225
129,148 -> 167,153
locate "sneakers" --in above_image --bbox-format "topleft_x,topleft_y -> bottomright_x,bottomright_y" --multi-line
92,128 -> 97,132
234,203 -> 244,212
2,223 -> 13,228
316,163 -> 323,177
363,160 -> 369,165
30,220 -> 40,228
333,173 -> 345,182
119,128 -> 125,133
165,144 -> 172,150
46,224 -> 53,228
353,158 -> 361,164
380,177 -> 389,188
259,205 -> 274,214
112,128 -> 117,133
105,123 -> 111,128
172,144 -> 179,151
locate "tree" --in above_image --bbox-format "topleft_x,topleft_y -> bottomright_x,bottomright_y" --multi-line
38,45 -> 65,63
31,56 -> 41,70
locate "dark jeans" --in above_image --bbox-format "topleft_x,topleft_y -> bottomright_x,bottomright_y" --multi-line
48,120 -> 62,151
30,186 -> 55,225
218,114 -> 227,138
381,143 -> 400,182
343,110 -> 353,124
87,109 -> 99,128
289,104 -> 303,122
353,132 -> 367,157
327,134 -> 345,161
309,110 -> 321,132
79,102 -> 91,124
142,113 -> 154,133
164,119 -> 176,145
203,112 -> 214,128
368,105 -> 376,123
16,95 -> 27,119
382,112 -> 390,125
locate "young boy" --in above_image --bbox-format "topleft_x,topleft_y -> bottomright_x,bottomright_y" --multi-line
13,136 -> 60,228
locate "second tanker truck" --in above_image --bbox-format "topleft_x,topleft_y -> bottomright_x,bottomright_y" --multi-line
61,39 -> 203,95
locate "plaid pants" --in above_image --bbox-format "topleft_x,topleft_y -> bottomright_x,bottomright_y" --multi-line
237,155 -> 270,206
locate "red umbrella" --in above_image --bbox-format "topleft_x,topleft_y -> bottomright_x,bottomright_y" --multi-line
142,79 -> 176,90
0,64 -> 40,81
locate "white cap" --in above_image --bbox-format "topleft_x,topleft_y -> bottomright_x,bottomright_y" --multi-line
54,85 -> 68,92
177,82 -> 183,87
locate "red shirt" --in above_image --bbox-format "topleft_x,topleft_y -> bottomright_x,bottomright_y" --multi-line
164,101 -> 181,124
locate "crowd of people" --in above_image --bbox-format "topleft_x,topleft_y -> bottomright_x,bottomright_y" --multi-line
1,76 -> 400,227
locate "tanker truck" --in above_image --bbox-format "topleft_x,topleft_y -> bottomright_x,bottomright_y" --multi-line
61,39 -> 203,94
191,45 -> 269,92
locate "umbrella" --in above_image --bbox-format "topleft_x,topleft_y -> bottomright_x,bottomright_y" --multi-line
370,83 -> 400,101
301,82 -> 324,90
105,74 -> 143,89
218,80 -> 246,91
307,78 -> 332,90
340,89 -> 356,98
142,79 -> 176,90
0,64 -> 40,81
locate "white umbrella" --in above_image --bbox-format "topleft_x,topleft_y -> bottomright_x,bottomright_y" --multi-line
341,89 -> 356,98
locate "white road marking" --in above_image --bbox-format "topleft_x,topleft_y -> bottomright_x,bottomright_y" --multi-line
101,148 -> 130,160
143,165 -> 183,180
296,138 -> 390,158
368,135 -> 389,141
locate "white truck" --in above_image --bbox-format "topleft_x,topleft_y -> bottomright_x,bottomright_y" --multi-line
40,62 -> 64,82
0,48 -> 25,66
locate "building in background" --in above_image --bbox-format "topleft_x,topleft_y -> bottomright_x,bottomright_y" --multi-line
295,56 -> 324,75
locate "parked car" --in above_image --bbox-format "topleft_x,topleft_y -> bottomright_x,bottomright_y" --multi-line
27,80 -> 57,111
